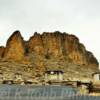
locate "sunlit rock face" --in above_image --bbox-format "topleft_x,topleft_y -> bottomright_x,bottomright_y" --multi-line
4,31 -> 25,61
28,31 -> 98,67
0,31 -> 99,80
28,32 -> 44,55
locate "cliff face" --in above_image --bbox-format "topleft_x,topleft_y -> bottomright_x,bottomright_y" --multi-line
28,31 -> 98,67
28,32 -> 44,55
0,31 -> 99,80
4,31 -> 25,61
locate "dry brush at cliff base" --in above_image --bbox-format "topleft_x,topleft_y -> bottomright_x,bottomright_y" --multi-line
0,30 -> 99,80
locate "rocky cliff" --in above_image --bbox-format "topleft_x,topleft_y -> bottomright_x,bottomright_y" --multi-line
0,31 -> 99,81
4,31 -> 25,61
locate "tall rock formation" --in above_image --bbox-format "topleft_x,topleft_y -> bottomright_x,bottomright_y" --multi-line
28,31 -> 98,68
4,31 -> 25,61
0,30 -> 99,80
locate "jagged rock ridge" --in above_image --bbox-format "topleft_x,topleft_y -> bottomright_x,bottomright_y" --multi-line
0,31 -> 99,80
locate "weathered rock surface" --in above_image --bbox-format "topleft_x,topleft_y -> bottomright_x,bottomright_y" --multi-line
28,32 -> 44,55
4,31 -> 25,61
28,31 -> 98,67
0,31 -> 99,81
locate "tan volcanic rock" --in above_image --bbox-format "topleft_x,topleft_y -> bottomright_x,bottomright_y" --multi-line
4,31 -> 25,61
0,46 -> 5,58
28,32 -> 44,55
63,34 -> 89,65
41,32 -> 64,57
0,30 -> 99,80
28,31 -> 98,68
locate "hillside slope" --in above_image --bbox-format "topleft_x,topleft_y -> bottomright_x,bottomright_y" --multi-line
0,31 -> 99,81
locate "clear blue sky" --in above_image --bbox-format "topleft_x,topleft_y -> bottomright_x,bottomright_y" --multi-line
0,0 -> 100,65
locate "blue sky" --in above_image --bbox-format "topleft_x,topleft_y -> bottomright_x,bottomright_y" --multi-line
0,0 -> 100,65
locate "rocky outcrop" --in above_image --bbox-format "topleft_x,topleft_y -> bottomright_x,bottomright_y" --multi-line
28,31 -> 99,68
28,32 -> 44,55
0,30 -> 99,80
4,31 -> 25,61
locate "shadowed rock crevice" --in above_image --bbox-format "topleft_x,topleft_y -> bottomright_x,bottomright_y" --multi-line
0,46 -> 5,58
